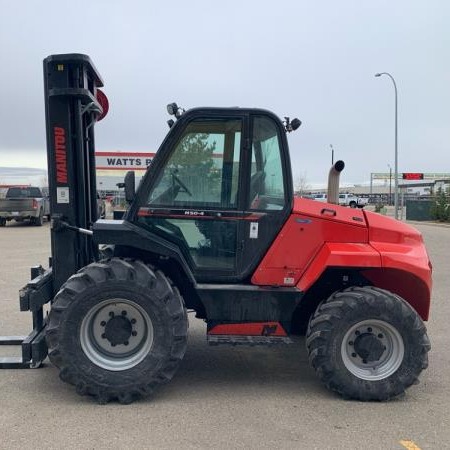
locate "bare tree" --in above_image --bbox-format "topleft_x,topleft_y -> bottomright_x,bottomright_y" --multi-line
39,174 -> 48,188
295,171 -> 310,196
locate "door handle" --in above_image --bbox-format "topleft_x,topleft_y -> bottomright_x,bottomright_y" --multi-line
321,208 -> 337,217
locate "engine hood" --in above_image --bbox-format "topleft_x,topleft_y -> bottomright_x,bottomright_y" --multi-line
293,197 -> 367,228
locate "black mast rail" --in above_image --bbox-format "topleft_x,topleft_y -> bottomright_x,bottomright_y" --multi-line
44,53 -> 104,290
0,54 -> 104,368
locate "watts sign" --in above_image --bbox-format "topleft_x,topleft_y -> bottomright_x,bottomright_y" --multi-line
95,152 -> 156,170
95,152 -> 156,190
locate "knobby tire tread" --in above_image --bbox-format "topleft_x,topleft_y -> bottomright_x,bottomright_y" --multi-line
46,258 -> 188,404
306,286 -> 430,401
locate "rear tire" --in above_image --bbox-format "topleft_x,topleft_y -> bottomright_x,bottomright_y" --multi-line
0,218 -> 5,227
306,286 -> 430,401
349,201 -> 357,208
33,209 -> 43,226
46,258 -> 188,404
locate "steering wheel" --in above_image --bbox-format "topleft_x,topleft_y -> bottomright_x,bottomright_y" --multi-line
172,174 -> 192,197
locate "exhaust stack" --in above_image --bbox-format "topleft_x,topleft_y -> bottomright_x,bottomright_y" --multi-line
327,160 -> 345,205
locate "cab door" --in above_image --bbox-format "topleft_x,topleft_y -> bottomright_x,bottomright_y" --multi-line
136,113 -> 245,281
237,114 -> 293,280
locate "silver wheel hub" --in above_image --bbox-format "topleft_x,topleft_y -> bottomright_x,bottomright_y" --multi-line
341,319 -> 404,381
80,299 -> 153,371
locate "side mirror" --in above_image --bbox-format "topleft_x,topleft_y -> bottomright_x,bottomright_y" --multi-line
124,171 -> 135,203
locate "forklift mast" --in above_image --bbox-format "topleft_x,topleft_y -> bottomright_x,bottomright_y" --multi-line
44,54 -> 105,291
0,54 -> 106,369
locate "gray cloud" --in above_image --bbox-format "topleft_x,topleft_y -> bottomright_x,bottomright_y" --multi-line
0,0 -> 448,185
0,166 -> 47,186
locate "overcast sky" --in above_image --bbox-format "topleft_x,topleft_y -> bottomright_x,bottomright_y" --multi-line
0,0 -> 448,187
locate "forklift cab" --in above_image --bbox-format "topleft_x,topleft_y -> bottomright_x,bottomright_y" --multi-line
128,108 -> 294,283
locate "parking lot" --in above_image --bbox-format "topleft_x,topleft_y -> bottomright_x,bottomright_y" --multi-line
0,219 -> 449,449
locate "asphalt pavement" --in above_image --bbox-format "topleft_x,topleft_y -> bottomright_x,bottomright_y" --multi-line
0,219 -> 448,449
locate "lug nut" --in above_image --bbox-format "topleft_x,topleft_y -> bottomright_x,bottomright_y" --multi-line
351,353 -> 357,358
355,330 -> 360,336
121,310 -> 127,316
111,343 -> 116,347
101,333 -> 106,339
124,341 -> 129,346
131,319 -> 137,324
348,341 -> 354,346
378,334 -> 383,339
362,359 -> 367,364
109,311 -> 115,318
367,327 -> 372,332
132,331 -> 137,337
100,321 -> 106,327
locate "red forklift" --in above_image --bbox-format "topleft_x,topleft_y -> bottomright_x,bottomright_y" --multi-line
0,54 -> 431,404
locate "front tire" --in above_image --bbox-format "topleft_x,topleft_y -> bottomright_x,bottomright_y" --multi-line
306,286 -> 430,401
46,258 -> 188,404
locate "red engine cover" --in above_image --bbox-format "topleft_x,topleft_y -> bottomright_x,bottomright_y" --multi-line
251,198 -> 368,286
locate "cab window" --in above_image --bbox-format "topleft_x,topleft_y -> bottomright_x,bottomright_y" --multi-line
140,118 -> 242,272
147,119 -> 241,209
249,116 -> 286,210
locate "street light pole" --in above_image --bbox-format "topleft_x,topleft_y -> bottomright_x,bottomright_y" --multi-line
388,164 -> 392,206
330,144 -> 334,166
375,72 -> 399,219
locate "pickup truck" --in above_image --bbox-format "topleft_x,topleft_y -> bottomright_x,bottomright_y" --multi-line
0,186 -> 50,226
311,193 -> 368,209
338,193 -> 368,208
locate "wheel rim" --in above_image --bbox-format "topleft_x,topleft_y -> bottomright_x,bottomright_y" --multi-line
341,319 -> 404,381
80,299 -> 154,371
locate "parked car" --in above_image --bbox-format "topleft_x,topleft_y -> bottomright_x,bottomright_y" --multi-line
0,186 -> 50,226
338,193 -> 368,209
